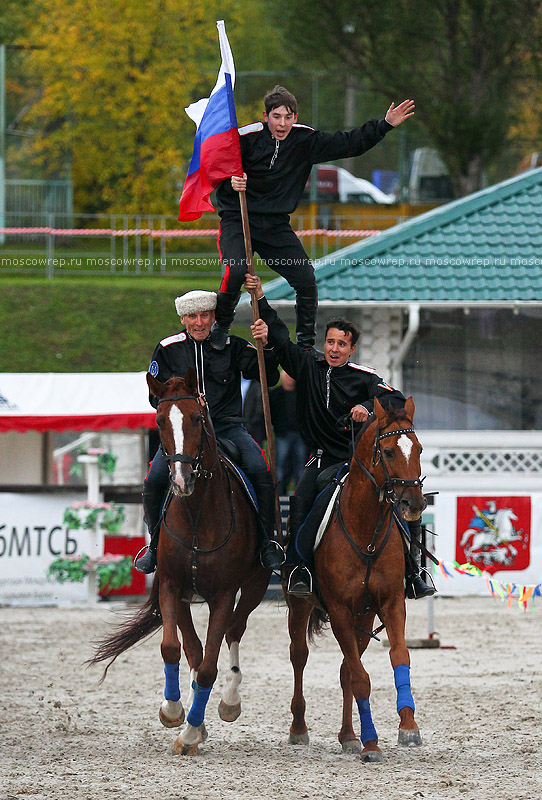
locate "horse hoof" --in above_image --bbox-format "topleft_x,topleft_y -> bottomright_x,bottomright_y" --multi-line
173,722 -> 208,755
360,747 -> 383,763
218,700 -> 241,722
173,739 -> 199,756
159,700 -> 185,728
341,738 -> 362,755
289,731 -> 310,745
398,728 -> 422,747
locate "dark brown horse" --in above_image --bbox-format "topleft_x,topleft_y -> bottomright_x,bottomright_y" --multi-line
89,369 -> 271,754
285,396 -> 427,762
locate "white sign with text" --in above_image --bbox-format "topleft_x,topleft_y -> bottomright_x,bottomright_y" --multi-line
0,492 -> 94,605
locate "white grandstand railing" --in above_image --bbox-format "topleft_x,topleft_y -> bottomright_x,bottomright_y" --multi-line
419,430 -> 542,492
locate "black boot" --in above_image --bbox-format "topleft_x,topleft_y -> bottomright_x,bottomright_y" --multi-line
248,471 -> 285,570
286,494 -> 313,597
134,484 -> 165,574
405,518 -> 436,599
295,285 -> 318,351
210,290 -> 241,350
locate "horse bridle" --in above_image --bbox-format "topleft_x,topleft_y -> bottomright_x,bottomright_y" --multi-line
338,417 -> 426,557
334,417 -> 428,635
348,418 -> 426,506
156,392 -> 235,596
157,393 -> 215,481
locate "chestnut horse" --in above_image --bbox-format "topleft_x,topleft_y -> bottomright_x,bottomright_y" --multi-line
89,370 -> 271,754
285,397 -> 427,762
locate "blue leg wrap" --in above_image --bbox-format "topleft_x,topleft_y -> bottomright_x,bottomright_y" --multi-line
394,664 -> 415,713
356,697 -> 378,745
186,681 -> 213,727
164,662 -> 180,702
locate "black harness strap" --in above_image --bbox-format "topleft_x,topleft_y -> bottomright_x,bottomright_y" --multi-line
157,391 -> 234,595
337,417 -> 427,616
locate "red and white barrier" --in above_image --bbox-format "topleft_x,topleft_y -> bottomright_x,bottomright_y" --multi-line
0,227 -> 381,238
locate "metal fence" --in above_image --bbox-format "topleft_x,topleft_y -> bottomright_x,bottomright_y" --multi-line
5,179 -> 73,228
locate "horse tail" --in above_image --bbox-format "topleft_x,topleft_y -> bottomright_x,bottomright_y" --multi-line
307,607 -> 329,642
86,573 -> 162,681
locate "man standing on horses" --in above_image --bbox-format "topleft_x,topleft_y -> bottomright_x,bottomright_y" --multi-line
247,274 -> 434,600
135,289 -> 285,574
208,85 -> 415,353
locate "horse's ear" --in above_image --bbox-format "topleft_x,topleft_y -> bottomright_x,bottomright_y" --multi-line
147,373 -> 167,397
404,396 -> 415,421
374,396 -> 387,424
183,367 -> 198,395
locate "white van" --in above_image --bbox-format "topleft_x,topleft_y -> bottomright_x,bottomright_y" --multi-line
304,165 -> 395,204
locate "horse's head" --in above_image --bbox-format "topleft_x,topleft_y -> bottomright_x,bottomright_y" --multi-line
356,396 -> 426,521
147,368 -> 212,497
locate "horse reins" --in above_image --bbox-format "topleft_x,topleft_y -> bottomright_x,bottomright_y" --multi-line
157,393 -> 216,480
156,393 -> 236,595
336,417 -> 426,632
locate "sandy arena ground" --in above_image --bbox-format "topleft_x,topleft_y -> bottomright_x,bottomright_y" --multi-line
1,595 -> 541,800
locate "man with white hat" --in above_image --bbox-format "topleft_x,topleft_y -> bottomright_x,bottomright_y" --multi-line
134,289 -> 285,573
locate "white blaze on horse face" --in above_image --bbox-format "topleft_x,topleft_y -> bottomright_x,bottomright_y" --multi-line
169,405 -> 185,490
397,434 -> 413,464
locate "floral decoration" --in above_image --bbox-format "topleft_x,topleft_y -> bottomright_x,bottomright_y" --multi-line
63,501 -> 125,534
70,447 -> 118,477
47,553 -> 133,592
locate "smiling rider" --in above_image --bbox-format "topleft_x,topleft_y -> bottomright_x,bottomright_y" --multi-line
247,273 -> 434,600
134,289 -> 284,574
208,85 -> 415,353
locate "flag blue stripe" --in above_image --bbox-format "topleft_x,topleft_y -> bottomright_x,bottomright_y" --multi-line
187,79 -> 237,176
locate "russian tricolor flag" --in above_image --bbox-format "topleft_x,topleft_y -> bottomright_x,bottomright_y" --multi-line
178,20 -> 242,221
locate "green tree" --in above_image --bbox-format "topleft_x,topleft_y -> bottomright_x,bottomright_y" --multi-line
16,0 -> 287,213
272,0 -> 542,195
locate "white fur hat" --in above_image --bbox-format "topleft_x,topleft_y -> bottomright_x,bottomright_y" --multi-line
175,290 -> 217,317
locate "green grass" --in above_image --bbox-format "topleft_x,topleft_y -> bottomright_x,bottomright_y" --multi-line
0,274 -> 279,372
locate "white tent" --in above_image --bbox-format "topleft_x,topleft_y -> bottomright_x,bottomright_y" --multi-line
0,373 -> 155,433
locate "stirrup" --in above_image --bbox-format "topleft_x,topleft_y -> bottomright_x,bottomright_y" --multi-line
406,567 -> 436,599
133,544 -> 156,575
260,540 -> 286,570
287,566 -> 313,598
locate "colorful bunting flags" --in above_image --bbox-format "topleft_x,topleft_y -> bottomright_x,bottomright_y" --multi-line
434,557 -> 541,611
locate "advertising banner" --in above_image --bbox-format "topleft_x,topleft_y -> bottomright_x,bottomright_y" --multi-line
0,492 -> 91,604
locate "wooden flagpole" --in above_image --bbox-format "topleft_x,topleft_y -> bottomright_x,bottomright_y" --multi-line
239,192 -> 283,545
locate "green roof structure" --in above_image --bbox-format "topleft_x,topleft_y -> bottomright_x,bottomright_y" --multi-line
251,167 -> 542,306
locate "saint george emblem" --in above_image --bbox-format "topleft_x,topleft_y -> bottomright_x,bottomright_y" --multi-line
456,496 -> 530,574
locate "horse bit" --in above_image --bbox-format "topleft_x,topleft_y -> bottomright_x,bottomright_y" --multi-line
156,393 -> 236,595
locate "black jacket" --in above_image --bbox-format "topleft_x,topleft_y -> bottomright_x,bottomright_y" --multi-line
148,331 -> 279,423
216,118 -> 394,217
258,297 -> 405,461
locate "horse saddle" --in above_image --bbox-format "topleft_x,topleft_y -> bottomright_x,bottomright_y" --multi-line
217,439 -> 259,514
295,463 -> 349,568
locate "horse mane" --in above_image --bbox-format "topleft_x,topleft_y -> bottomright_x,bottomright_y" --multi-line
382,404 -> 413,425
354,404 -> 413,447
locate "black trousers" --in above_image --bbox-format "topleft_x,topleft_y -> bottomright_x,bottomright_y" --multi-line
218,212 -> 316,294
293,455 -> 340,521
